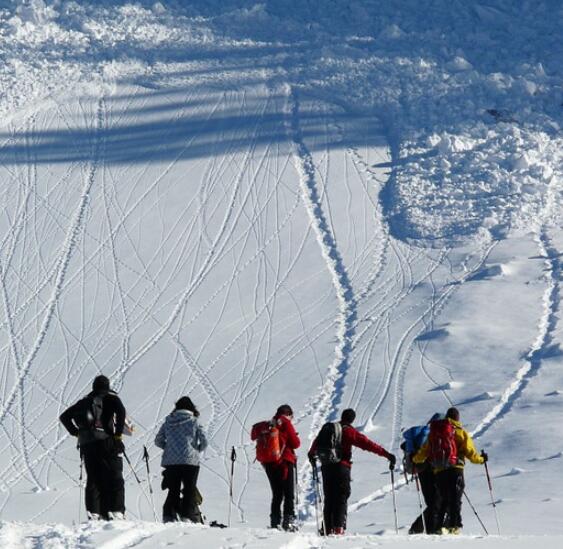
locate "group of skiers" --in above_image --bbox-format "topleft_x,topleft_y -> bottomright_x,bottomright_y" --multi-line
250,405 -> 394,535
250,404 -> 487,536
60,375 -> 207,523
60,376 -> 488,536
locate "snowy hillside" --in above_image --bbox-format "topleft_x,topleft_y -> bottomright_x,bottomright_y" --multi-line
0,0 -> 562,547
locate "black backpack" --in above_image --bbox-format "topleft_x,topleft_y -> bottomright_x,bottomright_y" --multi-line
315,422 -> 343,465
73,393 -> 109,440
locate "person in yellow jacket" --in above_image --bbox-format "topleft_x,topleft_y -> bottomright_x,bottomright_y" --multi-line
413,407 -> 487,535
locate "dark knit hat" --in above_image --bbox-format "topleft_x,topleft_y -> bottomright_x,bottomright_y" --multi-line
341,408 -> 356,424
92,375 -> 110,392
446,407 -> 460,421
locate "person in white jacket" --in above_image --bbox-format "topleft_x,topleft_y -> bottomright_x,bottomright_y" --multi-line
155,396 -> 208,522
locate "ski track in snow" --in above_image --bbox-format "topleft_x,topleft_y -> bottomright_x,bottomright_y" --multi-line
284,87 -> 367,513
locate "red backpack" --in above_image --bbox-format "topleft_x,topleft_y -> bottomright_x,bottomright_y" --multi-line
428,419 -> 458,468
251,420 -> 284,464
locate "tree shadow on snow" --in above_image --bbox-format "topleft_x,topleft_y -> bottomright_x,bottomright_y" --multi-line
0,41 -> 386,166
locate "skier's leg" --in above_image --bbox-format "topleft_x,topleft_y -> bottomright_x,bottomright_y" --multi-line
321,464 -> 335,534
451,469 -> 465,529
433,470 -> 448,533
180,465 -> 200,522
419,469 -> 436,532
334,464 -> 351,532
83,446 -> 103,518
282,462 -> 297,531
264,464 -> 283,528
162,466 -> 182,521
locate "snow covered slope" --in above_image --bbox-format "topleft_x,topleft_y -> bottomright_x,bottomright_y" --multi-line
0,1 -> 562,546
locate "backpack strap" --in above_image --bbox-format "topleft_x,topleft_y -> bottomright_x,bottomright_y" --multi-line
334,422 -> 342,448
274,417 -> 287,461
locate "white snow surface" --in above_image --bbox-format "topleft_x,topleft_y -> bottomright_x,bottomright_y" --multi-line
0,0 -> 562,547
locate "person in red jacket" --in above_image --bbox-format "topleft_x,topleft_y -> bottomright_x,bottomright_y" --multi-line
308,408 -> 395,535
252,404 -> 300,531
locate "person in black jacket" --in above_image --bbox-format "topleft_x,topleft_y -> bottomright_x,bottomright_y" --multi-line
308,409 -> 395,535
60,375 -> 127,520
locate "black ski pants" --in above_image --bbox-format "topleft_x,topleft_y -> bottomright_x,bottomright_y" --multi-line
409,468 -> 436,533
264,461 -> 295,527
162,464 -> 201,522
434,467 -> 465,530
81,438 -> 125,519
321,463 -> 351,533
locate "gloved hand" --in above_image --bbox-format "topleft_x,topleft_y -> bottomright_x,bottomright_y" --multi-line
481,450 -> 488,463
113,435 -> 125,454
388,453 -> 396,470
308,453 -> 316,466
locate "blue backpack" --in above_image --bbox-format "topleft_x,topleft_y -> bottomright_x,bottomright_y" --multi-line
401,425 -> 429,474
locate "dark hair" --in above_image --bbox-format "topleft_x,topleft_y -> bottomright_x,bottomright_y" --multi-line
276,404 -> 293,417
446,407 -> 460,421
175,396 -> 200,417
92,375 -> 110,393
341,408 -> 356,424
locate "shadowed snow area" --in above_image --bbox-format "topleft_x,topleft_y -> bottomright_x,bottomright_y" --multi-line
0,1 -> 562,547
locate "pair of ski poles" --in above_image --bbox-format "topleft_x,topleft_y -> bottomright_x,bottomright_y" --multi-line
408,455 -> 501,536
121,445 -> 159,521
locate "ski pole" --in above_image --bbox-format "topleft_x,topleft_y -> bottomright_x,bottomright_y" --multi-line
143,445 -> 159,522
463,490 -> 488,535
483,457 -> 501,535
413,469 -> 427,534
123,449 -> 142,484
389,462 -> 399,534
228,446 -> 236,527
